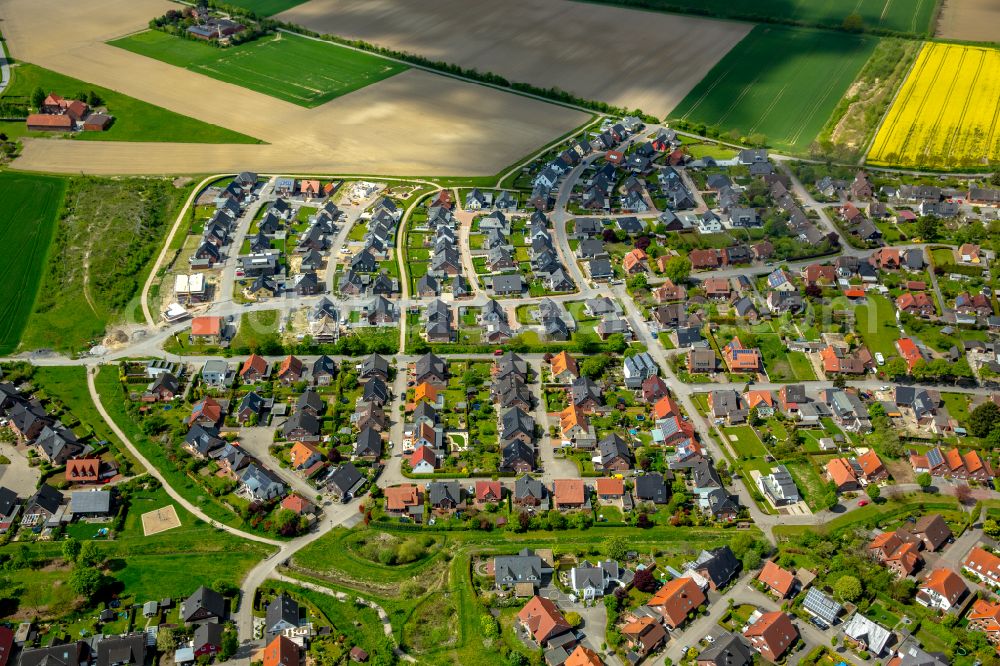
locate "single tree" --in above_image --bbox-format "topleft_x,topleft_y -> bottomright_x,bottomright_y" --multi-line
834,574 -> 862,602
62,538 -> 81,563
866,484 -> 881,501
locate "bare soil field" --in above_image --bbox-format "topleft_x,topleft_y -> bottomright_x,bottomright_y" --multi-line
935,0 -> 1000,42
277,0 -> 751,117
0,0 -> 587,175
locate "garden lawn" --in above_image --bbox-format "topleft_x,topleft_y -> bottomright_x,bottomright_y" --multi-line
671,25 -> 877,153
0,63 -> 258,143
110,31 -> 407,108
854,293 -> 899,357
0,172 -> 64,354
723,425 -> 768,457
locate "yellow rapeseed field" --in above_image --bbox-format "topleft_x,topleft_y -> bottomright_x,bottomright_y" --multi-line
868,42 -> 1000,168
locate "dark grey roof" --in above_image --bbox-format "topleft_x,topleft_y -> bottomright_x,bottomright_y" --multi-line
312,355 -> 337,378
415,352 -> 446,381
362,377 -> 390,404
96,633 -> 146,666
329,463 -> 364,496
696,546 -> 740,587
494,548 -> 544,586
634,473 -> 667,503
265,593 -> 300,634
514,474 -> 545,501
598,434 -> 632,466
360,354 -> 389,378
193,622 -> 224,650
28,484 -> 63,515
501,440 -> 535,471
70,490 -> 111,515
696,632 -> 752,666
355,427 -> 383,457
0,486 -> 18,518
429,481 -> 461,506
501,407 -> 535,440
283,411 -> 320,437
182,586 -> 225,622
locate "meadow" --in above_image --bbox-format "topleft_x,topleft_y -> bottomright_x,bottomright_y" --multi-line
580,0 -> 937,35
110,31 -> 407,108
867,42 -> 1000,169
20,177 -> 192,353
0,173 -> 65,355
0,63 -> 258,144
670,25 -> 877,153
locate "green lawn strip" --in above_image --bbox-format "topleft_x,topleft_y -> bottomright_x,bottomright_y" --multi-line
110,31 -> 407,108
0,63 -> 259,143
773,494 -> 961,539
0,172 -> 64,354
670,25 -> 877,153
782,459 -> 825,509
93,367 -> 275,537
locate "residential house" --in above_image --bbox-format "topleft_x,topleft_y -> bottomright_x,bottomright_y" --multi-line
916,567 -> 967,612
518,596 -> 572,647
744,612 -> 798,663
647,577 -> 705,628
869,531 -> 923,577
757,561 -> 797,598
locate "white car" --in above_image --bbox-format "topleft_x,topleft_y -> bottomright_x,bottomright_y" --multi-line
874,352 -> 885,366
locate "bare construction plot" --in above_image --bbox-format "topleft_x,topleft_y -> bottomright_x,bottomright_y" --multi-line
0,0 -> 588,175
935,0 -> 1000,42
277,0 -> 751,118
141,504 -> 182,536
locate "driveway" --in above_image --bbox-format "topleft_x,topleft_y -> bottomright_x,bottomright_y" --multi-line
232,425 -> 321,500
0,442 -> 40,496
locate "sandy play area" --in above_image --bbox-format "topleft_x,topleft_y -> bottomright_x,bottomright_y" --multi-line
0,0 -> 588,175
278,0 -> 751,118
141,504 -> 182,536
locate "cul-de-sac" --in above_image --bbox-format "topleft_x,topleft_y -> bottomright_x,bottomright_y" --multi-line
1,1 -> 1000,665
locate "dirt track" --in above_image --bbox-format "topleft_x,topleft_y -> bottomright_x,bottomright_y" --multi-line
0,0 -> 588,175
935,0 -> 1000,42
278,0 -> 750,118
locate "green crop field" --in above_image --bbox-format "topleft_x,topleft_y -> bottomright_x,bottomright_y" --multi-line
0,173 -> 65,355
0,63 -> 258,144
581,0 -> 936,36
217,0 -> 309,15
670,25 -> 877,153
110,31 -> 407,107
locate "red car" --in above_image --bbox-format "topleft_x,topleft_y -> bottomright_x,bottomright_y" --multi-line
857,499 -> 869,507
493,349 -> 504,356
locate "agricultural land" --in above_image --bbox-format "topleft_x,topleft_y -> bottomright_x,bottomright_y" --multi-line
935,0 -> 1000,42
573,0 -> 939,35
109,31 -> 408,108
0,172 -> 65,355
0,62 -> 260,144
867,42 -> 1000,169
669,25 -> 878,153
276,0 -> 751,117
